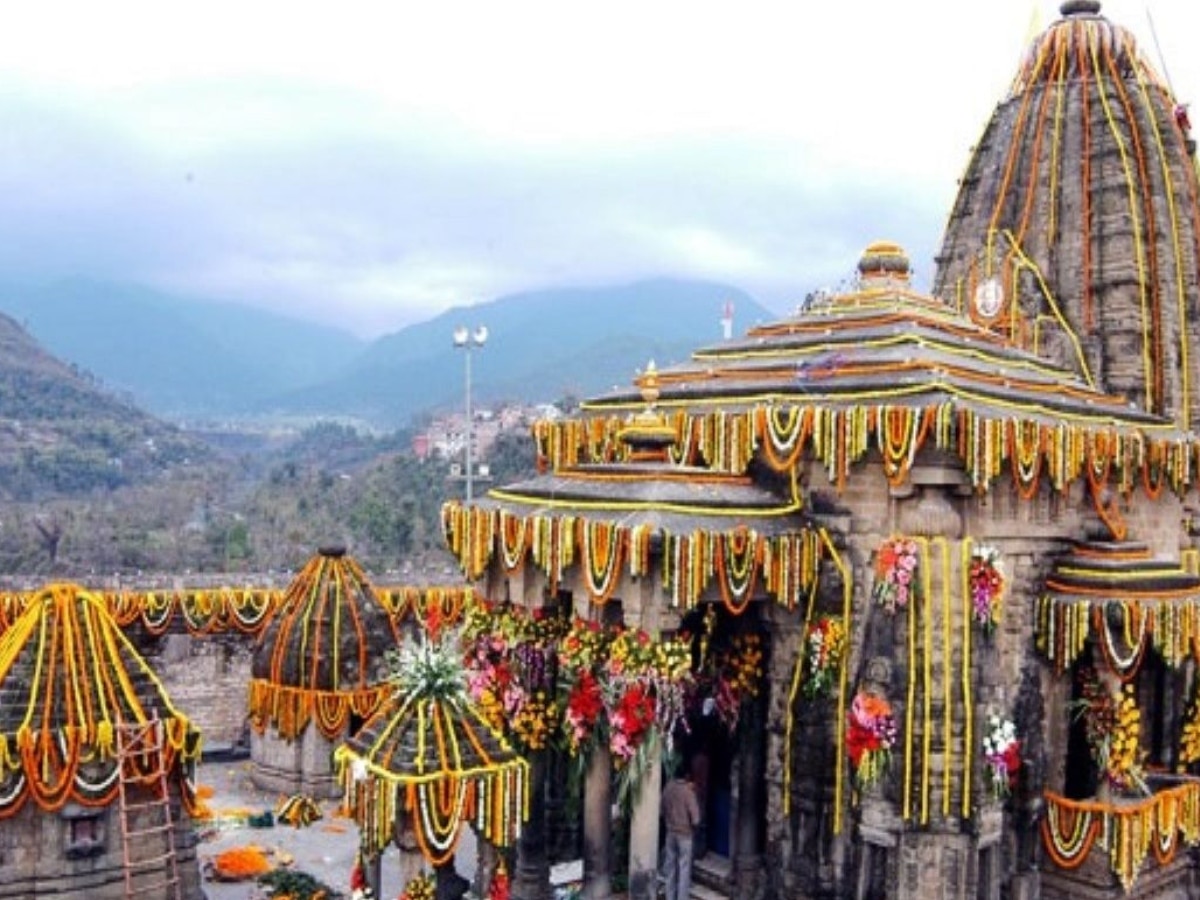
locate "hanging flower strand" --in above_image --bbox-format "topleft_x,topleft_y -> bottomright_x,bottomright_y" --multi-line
981,713 -> 1021,799
969,546 -> 1005,635
873,537 -> 919,614
802,617 -> 846,699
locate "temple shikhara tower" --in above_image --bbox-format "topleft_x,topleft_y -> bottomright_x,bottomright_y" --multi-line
935,0 -> 1200,432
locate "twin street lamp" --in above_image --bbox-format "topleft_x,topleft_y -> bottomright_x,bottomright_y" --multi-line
452,326 -> 488,503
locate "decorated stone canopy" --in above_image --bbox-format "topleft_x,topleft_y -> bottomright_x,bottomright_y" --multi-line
249,546 -> 401,740
0,583 -> 200,818
334,640 -> 529,864
1036,540 -> 1200,674
443,363 -> 822,609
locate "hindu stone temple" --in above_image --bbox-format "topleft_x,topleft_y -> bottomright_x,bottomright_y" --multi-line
2,3 -> 1200,900
437,4 -> 1200,899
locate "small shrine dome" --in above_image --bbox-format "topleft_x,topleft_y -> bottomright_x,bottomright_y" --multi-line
0,583 -> 204,898
857,240 -> 913,287
248,546 -> 401,797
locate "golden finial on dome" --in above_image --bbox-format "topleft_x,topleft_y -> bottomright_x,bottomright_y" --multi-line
621,360 -> 675,461
857,241 -> 912,288
636,359 -> 661,407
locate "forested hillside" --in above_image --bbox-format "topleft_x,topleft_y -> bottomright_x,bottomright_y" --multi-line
0,325 -> 539,576
0,311 -> 208,500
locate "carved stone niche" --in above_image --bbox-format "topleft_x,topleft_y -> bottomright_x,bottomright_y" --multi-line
61,802 -> 106,860
899,487 -> 963,539
863,656 -> 894,693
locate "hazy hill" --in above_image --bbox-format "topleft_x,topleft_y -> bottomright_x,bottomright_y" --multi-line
0,311 -> 211,501
264,279 -> 774,427
0,279 -> 365,418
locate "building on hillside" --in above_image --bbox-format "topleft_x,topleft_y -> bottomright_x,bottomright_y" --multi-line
439,4 -> 1200,890
248,546 -> 401,798
0,583 -> 204,899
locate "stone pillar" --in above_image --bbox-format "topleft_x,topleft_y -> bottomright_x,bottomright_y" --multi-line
364,851 -> 383,898
396,827 -> 427,895
547,747 -> 568,859
583,747 -> 613,900
474,840 -> 500,900
512,749 -> 551,900
627,734 -> 662,900
733,692 -> 767,898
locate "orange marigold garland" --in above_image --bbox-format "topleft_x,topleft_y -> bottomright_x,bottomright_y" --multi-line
0,584 -> 201,819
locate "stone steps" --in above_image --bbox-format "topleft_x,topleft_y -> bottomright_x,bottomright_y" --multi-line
692,853 -> 731,898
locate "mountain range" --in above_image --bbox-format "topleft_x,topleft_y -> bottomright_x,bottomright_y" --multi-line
0,278 -> 776,429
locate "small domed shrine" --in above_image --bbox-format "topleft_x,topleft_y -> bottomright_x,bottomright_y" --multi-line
0,583 -> 204,899
249,546 -> 400,797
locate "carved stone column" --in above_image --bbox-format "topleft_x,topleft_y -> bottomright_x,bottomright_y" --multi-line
627,735 -> 662,900
512,749 -> 551,900
583,747 -> 613,899
734,690 -> 767,899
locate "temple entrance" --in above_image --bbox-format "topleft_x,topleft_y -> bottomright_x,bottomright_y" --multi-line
678,603 -> 768,863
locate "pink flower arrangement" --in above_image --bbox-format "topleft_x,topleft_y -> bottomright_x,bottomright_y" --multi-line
846,692 -> 897,789
873,538 -> 919,614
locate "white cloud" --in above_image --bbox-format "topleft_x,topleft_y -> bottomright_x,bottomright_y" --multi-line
0,1 -> 1197,336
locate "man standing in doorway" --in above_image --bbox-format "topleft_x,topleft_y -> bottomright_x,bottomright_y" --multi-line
661,764 -> 701,900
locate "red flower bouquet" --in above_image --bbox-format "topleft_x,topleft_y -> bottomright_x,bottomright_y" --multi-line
847,692 -> 897,789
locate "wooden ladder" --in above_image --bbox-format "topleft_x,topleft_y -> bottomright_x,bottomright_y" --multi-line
116,717 -> 183,900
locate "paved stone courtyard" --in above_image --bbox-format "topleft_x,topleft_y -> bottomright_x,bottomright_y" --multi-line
194,759 -> 477,900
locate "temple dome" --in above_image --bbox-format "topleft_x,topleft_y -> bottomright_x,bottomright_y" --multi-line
0,583 -> 199,814
933,0 -> 1200,430
249,547 -> 400,739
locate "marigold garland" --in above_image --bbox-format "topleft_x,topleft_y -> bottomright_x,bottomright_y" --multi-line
442,503 -> 821,613
0,583 -> 473,645
1042,781 -> 1200,891
1180,680 -> 1200,766
532,401 -> 1196,498
0,584 -> 202,820
1036,594 -> 1200,675
336,639 -> 530,864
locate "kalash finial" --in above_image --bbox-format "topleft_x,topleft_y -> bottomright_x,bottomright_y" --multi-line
637,359 -> 661,407
857,241 -> 912,289
1060,0 -> 1101,17
620,361 -> 675,461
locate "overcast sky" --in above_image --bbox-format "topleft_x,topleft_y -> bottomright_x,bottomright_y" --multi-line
2,1 -> 1197,338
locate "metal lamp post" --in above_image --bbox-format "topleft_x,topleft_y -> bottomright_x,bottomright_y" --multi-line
452,325 -> 488,503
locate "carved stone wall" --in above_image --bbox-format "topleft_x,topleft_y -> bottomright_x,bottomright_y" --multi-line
0,784 -> 203,899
